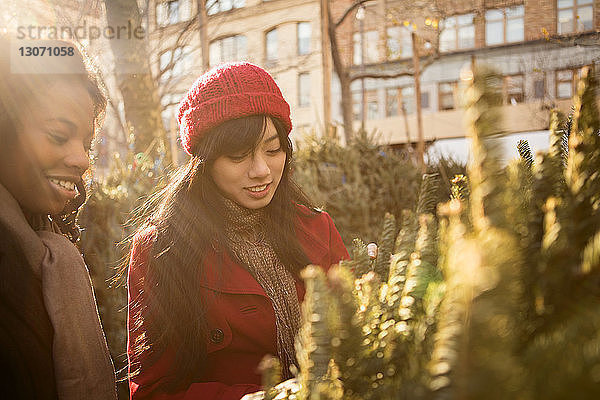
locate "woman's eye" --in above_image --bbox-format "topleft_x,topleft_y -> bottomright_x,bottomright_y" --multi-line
47,132 -> 68,145
267,147 -> 282,154
227,154 -> 247,162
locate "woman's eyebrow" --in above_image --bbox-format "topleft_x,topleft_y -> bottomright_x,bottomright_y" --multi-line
45,118 -> 77,132
265,134 -> 279,143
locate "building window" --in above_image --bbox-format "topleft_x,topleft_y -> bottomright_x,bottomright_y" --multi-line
209,35 -> 247,67
156,0 -> 192,27
353,33 -> 361,65
298,72 -> 310,108
366,90 -> 379,120
421,91 -> 430,109
504,75 -> 524,105
207,0 -> 246,15
353,92 -> 362,120
386,26 -> 412,60
386,88 -> 399,117
555,68 -> 583,99
485,5 -> 524,45
353,30 -> 380,65
297,22 -> 311,55
533,75 -> 546,99
438,81 -> 457,110
557,0 -> 594,34
440,13 -> 475,52
386,86 -> 421,116
265,28 -> 278,63
159,46 -> 191,82
365,31 -> 380,63
161,92 -> 186,129
401,86 -> 415,115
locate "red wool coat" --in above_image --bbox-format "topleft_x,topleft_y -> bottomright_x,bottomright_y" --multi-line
127,206 -> 349,400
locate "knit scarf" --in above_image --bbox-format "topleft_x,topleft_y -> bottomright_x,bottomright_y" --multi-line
221,198 -> 301,379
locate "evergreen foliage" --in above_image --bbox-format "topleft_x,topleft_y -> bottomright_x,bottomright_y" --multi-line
293,130 -> 465,245
255,65 -> 600,399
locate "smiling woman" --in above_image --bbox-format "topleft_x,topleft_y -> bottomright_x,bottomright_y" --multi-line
0,36 -> 117,399
1,80 -> 94,216
126,63 -> 349,400
210,118 -> 286,210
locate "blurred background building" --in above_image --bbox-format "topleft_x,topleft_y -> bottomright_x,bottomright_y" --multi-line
2,0 -> 600,164
147,0 -> 600,162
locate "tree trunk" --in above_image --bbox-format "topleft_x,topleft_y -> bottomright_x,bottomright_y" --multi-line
338,71 -> 354,143
320,0 -> 332,137
104,0 -> 169,161
326,1 -> 354,143
197,0 -> 210,72
411,31 -> 425,172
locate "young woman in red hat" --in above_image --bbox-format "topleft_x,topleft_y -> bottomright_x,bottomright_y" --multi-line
127,62 -> 349,400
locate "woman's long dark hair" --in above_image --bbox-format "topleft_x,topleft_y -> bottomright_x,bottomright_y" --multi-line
0,36 -> 107,243
129,115 -> 316,391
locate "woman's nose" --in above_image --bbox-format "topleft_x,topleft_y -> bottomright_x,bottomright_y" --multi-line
248,153 -> 270,178
64,141 -> 90,174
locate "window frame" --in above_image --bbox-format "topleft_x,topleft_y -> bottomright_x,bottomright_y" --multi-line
438,81 -> 458,111
158,46 -> 190,82
353,32 -> 362,65
385,86 -> 422,116
298,72 -> 311,108
504,74 -> 525,105
557,0 -> 594,34
297,22 -> 311,56
533,73 -> 547,100
421,91 -> 430,109
156,0 -> 194,27
207,0 -> 246,16
485,5 -> 525,46
386,26 -> 412,60
265,28 -> 278,63
353,30 -> 380,65
366,89 -> 379,120
386,87 -> 399,117
209,35 -> 247,67
352,91 -> 362,120
440,13 -> 476,52
400,86 -> 415,115
364,30 -> 380,63
555,67 -> 585,99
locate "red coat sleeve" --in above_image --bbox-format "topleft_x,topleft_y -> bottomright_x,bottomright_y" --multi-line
127,227 -> 261,400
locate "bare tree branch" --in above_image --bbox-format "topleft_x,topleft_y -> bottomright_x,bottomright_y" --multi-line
334,0 -> 375,28
349,53 -> 439,81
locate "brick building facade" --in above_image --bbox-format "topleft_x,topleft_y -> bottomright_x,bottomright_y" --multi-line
329,0 -> 600,147
149,0 -> 600,150
148,0 -> 327,145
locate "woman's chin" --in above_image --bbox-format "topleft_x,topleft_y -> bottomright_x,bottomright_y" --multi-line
40,199 -> 69,216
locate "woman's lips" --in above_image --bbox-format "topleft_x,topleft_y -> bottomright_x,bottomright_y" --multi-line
47,177 -> 78,201
245,182 -> 271,199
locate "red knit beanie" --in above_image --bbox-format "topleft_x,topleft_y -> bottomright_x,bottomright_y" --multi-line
178,62 -> 292,155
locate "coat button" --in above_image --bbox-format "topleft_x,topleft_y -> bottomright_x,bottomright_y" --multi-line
210,328 -> 224,344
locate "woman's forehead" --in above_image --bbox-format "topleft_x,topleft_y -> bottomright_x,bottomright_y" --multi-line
31,81 -> 94,123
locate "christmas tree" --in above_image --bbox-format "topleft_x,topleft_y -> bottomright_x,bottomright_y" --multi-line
254,65 -> 600,399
